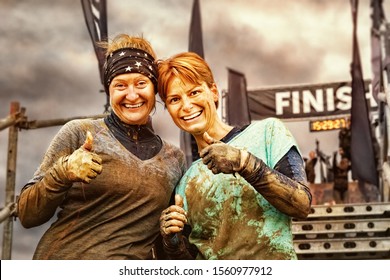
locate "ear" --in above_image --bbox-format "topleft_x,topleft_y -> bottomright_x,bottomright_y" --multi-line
210,83 -> 219,103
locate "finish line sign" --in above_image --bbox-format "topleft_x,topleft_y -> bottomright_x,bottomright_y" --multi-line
247,80 -> 377,120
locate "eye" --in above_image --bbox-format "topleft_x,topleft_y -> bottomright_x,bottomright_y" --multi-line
167,96 -> 180,104
135,79 -> 150,89
113,82 -> 126,89
190,89 -> 201,96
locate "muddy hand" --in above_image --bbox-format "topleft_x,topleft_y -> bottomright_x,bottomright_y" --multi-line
199,132 -> 249,174
160,194 -> 187,238
175,194 -> 184,208
65,131 -> 103,183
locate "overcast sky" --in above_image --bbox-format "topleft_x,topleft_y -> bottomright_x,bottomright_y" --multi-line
1,0 -> 388,259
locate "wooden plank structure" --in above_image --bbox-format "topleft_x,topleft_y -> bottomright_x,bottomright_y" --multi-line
1,102 -> 20,260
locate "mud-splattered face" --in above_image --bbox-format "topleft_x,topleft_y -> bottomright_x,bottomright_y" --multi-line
109,73 -> 155,125
165,77 -> 219,137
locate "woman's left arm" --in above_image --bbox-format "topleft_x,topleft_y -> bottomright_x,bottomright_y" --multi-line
200,138 -> 312,219
240,146 -> 312,219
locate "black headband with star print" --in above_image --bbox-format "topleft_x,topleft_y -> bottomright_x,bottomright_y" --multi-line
103,47 -> 158,95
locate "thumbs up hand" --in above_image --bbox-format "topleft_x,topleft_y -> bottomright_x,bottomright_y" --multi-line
174,193 -> 184,208
160,194 -> 187,239
64,131 -> 103,184
199,132 -> 249,175
82,130 -> 94,151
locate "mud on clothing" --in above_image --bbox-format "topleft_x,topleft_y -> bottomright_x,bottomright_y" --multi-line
176,118 -> 302,260
18,118 -> 185,259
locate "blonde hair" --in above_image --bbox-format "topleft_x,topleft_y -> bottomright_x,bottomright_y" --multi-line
157,52 -> 218,108
100,33 -> 157,59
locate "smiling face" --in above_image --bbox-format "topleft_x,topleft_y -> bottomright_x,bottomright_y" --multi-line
109,72 -> 155,125
165,77 -> 219,136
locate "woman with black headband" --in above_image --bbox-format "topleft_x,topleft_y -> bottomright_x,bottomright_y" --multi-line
17,34 -> 185,260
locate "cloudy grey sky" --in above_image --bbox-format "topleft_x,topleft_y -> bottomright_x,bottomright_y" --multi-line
1,0 -> 388,259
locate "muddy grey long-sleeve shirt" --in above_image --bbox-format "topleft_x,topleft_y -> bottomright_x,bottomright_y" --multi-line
17,118 -> 185,259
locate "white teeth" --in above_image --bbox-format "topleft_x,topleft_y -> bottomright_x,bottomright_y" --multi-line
183,111 -> 201,120
124,103 -> 143,108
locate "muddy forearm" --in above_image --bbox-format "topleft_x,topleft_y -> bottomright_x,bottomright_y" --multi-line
240,153 -> 311,219
162,234 -> 196,260
17,156 -> 73,228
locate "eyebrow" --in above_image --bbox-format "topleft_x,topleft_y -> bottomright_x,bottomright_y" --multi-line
112,74 -> 148,82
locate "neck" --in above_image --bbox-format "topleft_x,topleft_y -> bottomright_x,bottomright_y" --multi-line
106,112 -> 156,142
195,120 -> 234,151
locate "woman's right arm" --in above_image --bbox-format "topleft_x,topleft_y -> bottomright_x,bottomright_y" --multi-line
159,194 -> 197,259
17,124 -> 102,228
17,122 -> 77,228
17,158 -> 74,228
161,226 -> 197,260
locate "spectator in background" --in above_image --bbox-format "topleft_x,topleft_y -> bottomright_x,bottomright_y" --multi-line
304,150 -> 317,184
332,148 -> 351,204
338,118 -> 351,161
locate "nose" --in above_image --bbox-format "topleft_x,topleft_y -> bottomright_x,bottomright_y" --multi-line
182,96 -> 193,112
126,86 -> 139,101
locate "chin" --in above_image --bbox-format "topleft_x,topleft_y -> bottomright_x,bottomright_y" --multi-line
187,127 -> 204,136
178,120 -> 204,134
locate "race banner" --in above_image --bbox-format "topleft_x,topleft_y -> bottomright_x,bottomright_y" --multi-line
226,68 -> 251,127
350,0 -> 378,186
247,80 -> 377,120
81,0 -> 107,85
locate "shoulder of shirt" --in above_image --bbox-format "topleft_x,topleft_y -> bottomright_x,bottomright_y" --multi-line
247,117 -> 284,129
162,140 -> 185,154
63,118 -> 104,128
